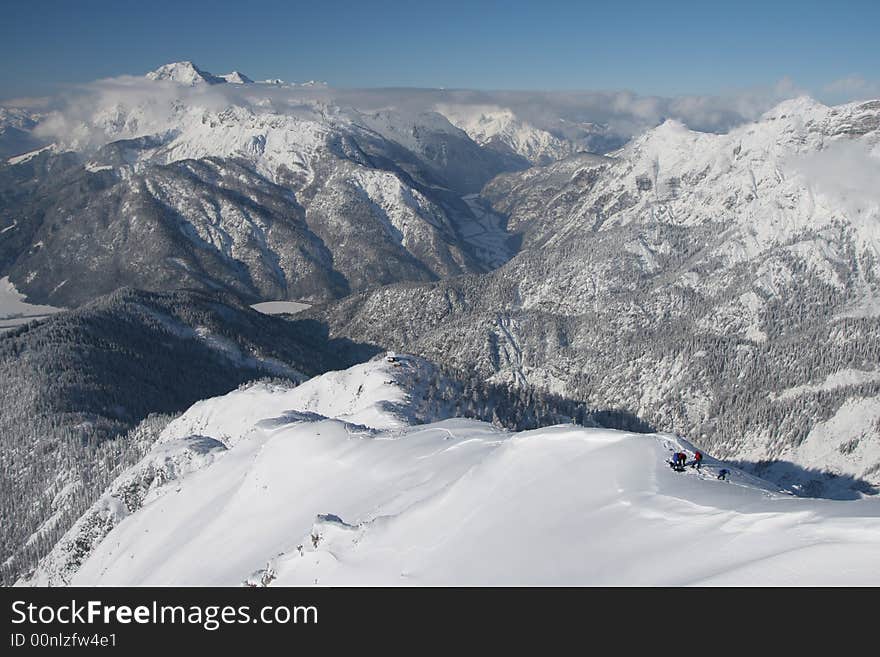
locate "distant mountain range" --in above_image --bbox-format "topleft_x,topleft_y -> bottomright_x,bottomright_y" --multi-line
0,63 -> 533,308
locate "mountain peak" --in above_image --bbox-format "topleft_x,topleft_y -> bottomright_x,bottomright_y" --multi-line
761,95 -> 827,121
145,61 -> 226,86
219,71 -> 253,85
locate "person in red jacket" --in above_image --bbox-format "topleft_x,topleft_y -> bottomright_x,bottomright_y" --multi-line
692,451 -> 704,471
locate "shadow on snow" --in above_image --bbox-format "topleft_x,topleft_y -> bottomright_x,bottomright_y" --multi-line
726,459 -> 878,500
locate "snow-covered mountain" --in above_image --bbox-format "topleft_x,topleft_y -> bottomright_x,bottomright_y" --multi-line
146,63 -> 254,86
484,96 -> 880,311
145,61 -> 228,86
0,64 -> 519,307
23,355 -> 880,586
219,71 -> 254,85
314,97 -> 880,489
436,104 -> 580,165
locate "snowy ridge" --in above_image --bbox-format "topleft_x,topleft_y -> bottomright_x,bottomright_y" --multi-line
138,104 -> 331,181
157,353 -> 454,444
23,355 -> 880,586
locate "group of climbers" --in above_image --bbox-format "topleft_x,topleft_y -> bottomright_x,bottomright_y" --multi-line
669,449 -> 716,475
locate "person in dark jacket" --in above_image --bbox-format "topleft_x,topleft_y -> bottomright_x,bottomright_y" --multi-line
717,468 -> 729,480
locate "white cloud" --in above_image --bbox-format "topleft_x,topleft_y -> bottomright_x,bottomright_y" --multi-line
787,140 -> 880,220
821,76 -> 880,104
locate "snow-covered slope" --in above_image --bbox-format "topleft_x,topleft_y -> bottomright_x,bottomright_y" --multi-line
24,355 -> 880,586
21,354 -> 454,585
586,97 -> 880,268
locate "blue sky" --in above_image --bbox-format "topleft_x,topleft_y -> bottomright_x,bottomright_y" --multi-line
2,0 -> 878,99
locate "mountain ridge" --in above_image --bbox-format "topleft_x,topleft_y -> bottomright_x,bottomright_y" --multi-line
21,354 -> 880,586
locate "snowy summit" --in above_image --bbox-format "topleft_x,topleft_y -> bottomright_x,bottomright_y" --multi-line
145,61 -> 227,86
219,71 -> 254,84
